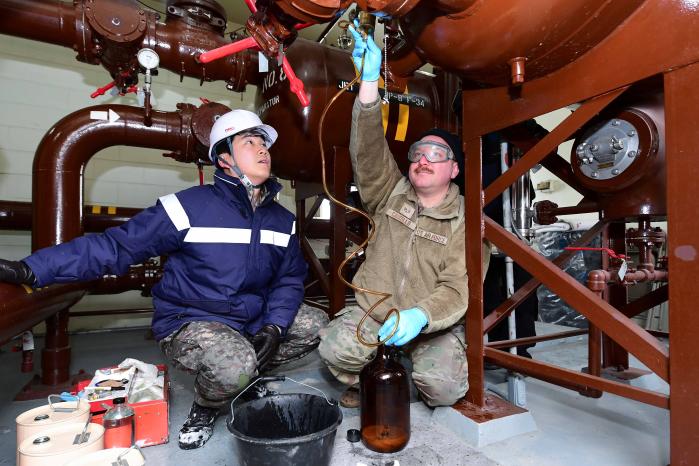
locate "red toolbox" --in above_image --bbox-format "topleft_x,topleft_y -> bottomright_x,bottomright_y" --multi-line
75,364 -> 170,447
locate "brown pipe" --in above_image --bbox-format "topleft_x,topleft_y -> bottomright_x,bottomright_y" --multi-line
0,201 -> 140,231
588,268 -> 668,288
534,200 -> 601,225
0,0 -> 76,47
0,0 -> 260,92
31,102 -> 227,250
0,283 -> 87,346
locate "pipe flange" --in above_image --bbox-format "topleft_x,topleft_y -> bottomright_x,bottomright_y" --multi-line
571,109 -> 659,193
190,102 -> 232,150
84,0 -> 147,43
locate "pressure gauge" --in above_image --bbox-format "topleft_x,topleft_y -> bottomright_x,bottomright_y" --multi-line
137,48 -> 160,70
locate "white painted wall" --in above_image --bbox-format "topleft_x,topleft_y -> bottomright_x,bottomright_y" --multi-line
0,33 -> 295,333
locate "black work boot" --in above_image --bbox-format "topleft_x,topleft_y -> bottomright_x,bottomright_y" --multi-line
178,402 -> 220,450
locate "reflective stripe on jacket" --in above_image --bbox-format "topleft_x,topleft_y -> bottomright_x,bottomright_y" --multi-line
24,170 -> 307,340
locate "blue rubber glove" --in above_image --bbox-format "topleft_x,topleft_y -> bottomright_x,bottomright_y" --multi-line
378,307 -> 428,346
348,19 -> 382,82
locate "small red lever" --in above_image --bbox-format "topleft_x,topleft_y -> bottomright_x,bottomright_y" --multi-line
564,247 -> 627,260
218,0 -> 311,107
282,56 -> 309,107
198,36 -> 258,64
91,81 -> 115,98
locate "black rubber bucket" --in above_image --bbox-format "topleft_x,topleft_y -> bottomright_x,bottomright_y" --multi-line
227,393 -> 343,466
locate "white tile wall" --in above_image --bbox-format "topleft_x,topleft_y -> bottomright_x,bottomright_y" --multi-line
0,32 -> 296,332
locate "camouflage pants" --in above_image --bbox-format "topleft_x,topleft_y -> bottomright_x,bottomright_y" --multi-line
159,304 -> 328,408
318,306 -> 468,407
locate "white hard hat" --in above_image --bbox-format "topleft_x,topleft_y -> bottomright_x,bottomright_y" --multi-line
208,109 -> 278,163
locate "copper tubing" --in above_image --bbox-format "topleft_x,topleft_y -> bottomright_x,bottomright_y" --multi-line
316,54 -> 400,348
0,201 -> 139,232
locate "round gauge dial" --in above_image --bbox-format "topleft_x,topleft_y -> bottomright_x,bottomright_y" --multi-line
137,48 -> 160,70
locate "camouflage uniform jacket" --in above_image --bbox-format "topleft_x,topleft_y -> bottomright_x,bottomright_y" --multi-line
349,97 -> 488,333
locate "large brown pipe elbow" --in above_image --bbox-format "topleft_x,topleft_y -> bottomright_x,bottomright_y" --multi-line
31,102 -> 225,250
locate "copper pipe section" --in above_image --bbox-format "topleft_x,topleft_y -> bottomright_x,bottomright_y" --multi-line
0,0 -> 260,92
587,268 -> 668,288
0,283 -> 87,346
508,57 -> 526,85
0,201 -> 139,231
0,262 -> 159,344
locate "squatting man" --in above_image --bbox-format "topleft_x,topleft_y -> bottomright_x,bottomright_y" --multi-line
0,109 -> 328,449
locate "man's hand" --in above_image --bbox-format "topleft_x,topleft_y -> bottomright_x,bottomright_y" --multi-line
349,20 -> 382,82
0,259 -> 35,286
251,325 -> 281,370
378,307 -> 428,346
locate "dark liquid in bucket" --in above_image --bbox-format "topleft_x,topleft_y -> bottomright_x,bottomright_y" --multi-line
361,424 -> 410,452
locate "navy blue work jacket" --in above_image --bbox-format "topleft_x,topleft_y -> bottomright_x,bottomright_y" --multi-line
24,170 -> 307,340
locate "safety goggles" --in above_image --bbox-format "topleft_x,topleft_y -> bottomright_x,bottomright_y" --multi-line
407,141 -> 454,163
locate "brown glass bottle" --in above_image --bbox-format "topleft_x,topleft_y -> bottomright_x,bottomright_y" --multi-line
359,344 -> 410,453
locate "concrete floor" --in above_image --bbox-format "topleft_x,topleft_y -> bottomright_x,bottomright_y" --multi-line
0,324 -> 669,465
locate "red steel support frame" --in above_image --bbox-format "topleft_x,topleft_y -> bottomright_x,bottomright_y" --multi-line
665,62 -> 699,466
459,3 -> 699,461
